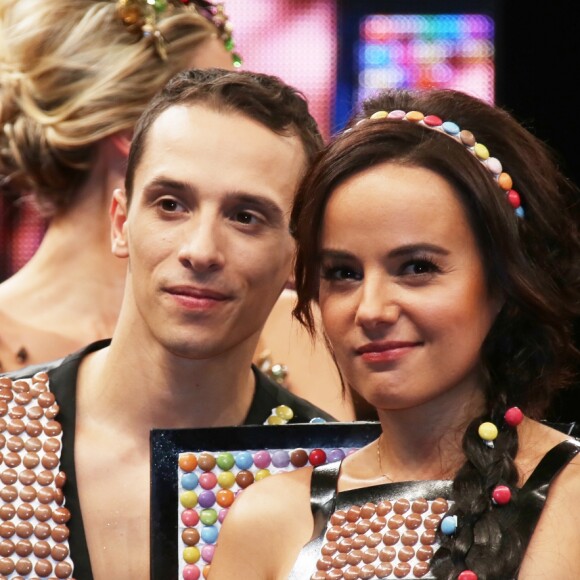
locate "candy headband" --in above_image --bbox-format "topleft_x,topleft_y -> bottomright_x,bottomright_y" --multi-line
117,0 -> 241,65
355,109 -> 524,218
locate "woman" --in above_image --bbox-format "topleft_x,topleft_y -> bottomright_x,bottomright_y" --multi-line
209,88 -> 580,579
0,0 -> 237,372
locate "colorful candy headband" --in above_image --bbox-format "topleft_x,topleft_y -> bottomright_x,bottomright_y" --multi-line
354,109 -> 524,219
116,0 -> 242,65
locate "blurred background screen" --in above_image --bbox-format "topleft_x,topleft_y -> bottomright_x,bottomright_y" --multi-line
2,0 -> 578,281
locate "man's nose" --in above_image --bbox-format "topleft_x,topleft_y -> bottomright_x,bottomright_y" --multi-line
177,217 -> 225,273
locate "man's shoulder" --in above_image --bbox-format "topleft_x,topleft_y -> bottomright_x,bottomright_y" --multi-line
251,365 -> 337,424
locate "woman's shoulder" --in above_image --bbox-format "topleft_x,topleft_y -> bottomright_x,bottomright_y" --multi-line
517,418 -> 579,484
230,465 -> 315,519
517,425 -> 580,576
210,466 -> 316,578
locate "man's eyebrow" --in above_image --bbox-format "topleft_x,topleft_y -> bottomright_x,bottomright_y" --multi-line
224,192 -> 285,222
142,176 -> 190,194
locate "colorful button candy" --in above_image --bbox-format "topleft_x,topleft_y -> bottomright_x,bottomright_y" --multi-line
178,444 -> 361,578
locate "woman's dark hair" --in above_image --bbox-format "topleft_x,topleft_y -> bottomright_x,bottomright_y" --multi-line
290,88 -> 580,578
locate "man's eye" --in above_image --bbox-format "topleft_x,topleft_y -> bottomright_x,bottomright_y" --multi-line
233,211 -> 259,225
159,199 -> 181,212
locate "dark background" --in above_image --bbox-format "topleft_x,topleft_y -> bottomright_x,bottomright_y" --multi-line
499,1 -> 580,188
501,2 -> 580,422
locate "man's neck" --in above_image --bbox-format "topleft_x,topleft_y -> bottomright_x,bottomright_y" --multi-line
76,329 -> 259,438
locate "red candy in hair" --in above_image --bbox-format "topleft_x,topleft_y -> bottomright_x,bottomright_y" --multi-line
504,407 -> 524,427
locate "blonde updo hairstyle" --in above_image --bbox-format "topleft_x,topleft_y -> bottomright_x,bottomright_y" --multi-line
0,0 -> 216,216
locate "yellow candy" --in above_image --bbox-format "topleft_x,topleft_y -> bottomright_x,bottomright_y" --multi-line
217,471 -> 236,489
267,415 -> 285,425
474,142 -> 490,160
183,546 -> 200,564
370,110 -> 388,119
179,490 -> 198,509
255,469 -> 271,481
275,405 -> 294,421
478,422 -> 498,441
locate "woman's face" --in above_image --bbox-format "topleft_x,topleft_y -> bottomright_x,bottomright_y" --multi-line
318,162 -> 501,414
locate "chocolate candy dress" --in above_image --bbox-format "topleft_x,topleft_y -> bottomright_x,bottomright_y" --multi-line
289,439 -> 580,580
0,339 -> 334,579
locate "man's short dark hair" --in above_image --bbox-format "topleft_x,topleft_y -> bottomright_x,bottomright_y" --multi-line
125,68 -> 324,199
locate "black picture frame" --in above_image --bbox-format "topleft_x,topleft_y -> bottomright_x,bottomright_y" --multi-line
150,421 -> 382,579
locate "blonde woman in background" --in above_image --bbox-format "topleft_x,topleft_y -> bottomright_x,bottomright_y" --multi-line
0,0 -> 236,371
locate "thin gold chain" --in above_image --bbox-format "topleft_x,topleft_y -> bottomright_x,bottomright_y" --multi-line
376,434 -> 394,483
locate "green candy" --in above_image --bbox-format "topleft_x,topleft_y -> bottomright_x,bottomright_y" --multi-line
200,508 -> 218,526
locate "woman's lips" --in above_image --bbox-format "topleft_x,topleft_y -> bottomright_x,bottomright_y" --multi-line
355,341 -> 422,363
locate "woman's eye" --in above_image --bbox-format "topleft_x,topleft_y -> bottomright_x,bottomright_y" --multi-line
321,266 -> 362,282
401,259 -> 439,276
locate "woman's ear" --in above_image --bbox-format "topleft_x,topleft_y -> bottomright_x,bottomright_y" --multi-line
110,188 -> 129,258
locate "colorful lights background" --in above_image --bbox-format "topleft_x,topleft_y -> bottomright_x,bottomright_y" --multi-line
0,0 -> 499,280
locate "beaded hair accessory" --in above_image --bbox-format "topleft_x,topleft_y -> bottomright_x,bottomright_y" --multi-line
354,109 -> 524,218
116,0 -> 241,65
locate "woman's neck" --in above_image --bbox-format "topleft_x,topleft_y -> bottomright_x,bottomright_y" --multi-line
0,152 -> 128,366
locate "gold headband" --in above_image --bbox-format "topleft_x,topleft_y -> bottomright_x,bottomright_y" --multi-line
117,0 -> 241,64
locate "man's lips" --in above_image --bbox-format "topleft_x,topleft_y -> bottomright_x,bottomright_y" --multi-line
164,285 -> 231,301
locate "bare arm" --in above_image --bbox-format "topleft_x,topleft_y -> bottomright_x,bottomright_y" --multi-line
518,455 -> 580,578
209,467 -> 315,580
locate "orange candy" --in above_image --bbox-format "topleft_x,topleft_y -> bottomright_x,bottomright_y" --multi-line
216,489 -> 235,508
179,453 -> 198,472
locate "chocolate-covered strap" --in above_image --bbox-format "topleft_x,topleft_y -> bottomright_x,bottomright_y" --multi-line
309,459 -> 342,539
516,439 -> 580,546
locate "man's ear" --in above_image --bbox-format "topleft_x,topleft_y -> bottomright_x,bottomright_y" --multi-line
109,130 -> 132,158
110,188 -> 129,258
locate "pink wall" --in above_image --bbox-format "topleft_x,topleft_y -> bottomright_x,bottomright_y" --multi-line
227,0 -> 336,139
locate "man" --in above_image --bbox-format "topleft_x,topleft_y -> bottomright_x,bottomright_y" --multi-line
1,68 -> 333,579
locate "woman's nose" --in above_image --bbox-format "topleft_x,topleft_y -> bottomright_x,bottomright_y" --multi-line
354,276 -> 401,329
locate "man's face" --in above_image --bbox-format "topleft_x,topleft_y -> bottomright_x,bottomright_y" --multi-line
112,104 -> 307,360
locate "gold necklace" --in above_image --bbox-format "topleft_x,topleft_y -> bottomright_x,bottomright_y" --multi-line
376,434 -> 394,483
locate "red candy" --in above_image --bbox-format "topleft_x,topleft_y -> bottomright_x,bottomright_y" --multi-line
183,563 -> 200,580
492,485 -> 511,505
181,509 -> 199,527
504,407 -> 523,427
309,448 -> 327,466
506,190 -> 521,209
458,571 -> 478,580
